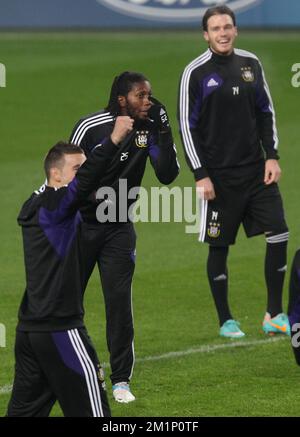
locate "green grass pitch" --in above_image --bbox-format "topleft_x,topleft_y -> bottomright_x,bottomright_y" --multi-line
0,31 -> 299,417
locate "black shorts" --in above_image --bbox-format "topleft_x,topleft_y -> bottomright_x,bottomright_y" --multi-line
199,161 -> 288,246
7,327 -> 111,417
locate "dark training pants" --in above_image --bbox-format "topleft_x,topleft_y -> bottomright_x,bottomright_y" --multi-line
7,328 -> 111,417
79,221 -> 136,385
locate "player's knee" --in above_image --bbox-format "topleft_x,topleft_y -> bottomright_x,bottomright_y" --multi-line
208,245 -> 229,254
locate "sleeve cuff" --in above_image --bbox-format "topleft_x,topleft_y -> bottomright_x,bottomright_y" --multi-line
265,149 -> 280,160
193,167 -> 209,181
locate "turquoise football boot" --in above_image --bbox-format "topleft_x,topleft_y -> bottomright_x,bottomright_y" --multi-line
219,319 -> 245,338
262,312 -> 291,336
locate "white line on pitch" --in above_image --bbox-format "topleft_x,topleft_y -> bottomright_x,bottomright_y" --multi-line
0,336 -> 288,396
134,335 -> 288,362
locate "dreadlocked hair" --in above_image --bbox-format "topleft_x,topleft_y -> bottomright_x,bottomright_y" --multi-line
105,71 -> 148,116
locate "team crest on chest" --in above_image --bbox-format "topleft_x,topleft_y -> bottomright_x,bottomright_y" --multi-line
241,67 -> 254,82
135,131 -> 149,148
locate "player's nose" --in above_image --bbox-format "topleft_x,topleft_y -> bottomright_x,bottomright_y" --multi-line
143,97 -> 152,109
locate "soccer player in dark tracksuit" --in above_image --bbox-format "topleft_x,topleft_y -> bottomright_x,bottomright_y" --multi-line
70,71 -> 179,402
178,6 -> 289,338
6,140 -> 126,416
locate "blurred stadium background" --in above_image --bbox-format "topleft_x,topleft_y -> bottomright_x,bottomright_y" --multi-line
0,0 -> 300,417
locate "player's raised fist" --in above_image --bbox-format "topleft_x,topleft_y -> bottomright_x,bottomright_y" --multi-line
111,116 -> 134,145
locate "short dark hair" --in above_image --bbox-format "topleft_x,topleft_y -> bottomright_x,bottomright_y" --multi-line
106,71 -> 148,115
44,141 -> 84,179
202,6 -> 236,32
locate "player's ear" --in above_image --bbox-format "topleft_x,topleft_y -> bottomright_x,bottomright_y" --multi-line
203,31 -> 209,43
50,167 -> 62,183
118,95 -> 126,108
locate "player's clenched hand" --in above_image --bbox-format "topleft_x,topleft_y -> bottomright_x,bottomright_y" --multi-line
264,159 -> 282,185
148,97 -> 171,133
110,116 -> 134,145
196,177 -> 216,201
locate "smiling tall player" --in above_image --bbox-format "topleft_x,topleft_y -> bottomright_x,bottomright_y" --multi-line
178,5 -> 290,338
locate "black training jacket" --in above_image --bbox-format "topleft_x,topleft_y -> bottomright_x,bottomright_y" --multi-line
17,140 -> 118,331
178,48 -> 279,181
70,110 -> 180,223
